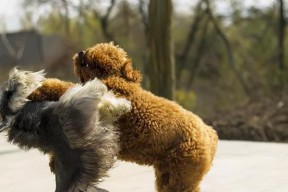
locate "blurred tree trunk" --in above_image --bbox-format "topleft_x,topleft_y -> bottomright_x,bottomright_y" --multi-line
277,0 -> 286,71
277,0 -> 286,89
148,0 -> 175,100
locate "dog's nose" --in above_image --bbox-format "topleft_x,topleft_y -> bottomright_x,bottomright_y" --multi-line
78,51 -> 86,66
78,51 -> 85,57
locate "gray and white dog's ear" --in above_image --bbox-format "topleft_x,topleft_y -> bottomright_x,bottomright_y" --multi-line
7,67 -> 46,113
98,92 -> 131,123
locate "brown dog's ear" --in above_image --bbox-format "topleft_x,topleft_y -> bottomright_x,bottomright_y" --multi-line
121,61 -> 142,83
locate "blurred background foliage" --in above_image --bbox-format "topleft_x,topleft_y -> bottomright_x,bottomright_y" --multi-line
1,0 -> 288,141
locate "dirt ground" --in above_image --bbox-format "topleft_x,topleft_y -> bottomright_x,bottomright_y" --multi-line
208,95 -> 288,142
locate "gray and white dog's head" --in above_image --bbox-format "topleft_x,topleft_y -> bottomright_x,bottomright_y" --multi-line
0,68 -> 45,132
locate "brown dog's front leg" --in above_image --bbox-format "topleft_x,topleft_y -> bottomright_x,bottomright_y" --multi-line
28,78 -> 74,102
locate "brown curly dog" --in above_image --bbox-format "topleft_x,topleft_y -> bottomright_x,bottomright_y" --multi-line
72,42 -> 218,192
27,43 -> 218,192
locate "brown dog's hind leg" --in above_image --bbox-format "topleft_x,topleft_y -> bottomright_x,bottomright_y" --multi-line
154,142 -> 213,192
154,161 -> 206,192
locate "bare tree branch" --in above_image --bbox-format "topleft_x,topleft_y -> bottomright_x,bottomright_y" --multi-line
177,1 -> 205,68
186,13 -> 210,90
0,33 -> 27,65
0,34 -> 17,58
99,0 -> 117,42
203,0 -> 250,96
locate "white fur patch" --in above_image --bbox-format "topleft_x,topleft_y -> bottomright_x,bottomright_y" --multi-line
98,91 -> 131,123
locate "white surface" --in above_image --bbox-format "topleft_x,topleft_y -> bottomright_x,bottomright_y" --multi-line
0,134 -> 288,192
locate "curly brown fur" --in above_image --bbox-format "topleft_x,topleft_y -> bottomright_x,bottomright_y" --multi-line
72,42 -> 219,192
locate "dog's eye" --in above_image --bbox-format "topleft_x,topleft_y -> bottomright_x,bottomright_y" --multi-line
80,60 -> 87,67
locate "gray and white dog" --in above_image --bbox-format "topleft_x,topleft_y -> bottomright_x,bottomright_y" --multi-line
0,68 -> 131,192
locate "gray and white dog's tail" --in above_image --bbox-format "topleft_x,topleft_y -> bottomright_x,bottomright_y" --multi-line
55,78 -> 131,191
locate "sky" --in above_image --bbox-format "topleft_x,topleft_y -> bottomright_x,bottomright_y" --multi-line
0,1 -> 23,31
0,0 -> 276,32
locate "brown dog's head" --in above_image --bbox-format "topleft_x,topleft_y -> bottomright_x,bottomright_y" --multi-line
73,42 -> 142,84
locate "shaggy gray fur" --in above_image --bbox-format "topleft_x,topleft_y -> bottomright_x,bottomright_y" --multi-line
0,69 -> 131,192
